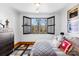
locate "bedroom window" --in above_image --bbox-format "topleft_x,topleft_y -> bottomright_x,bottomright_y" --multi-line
32,18 -> 47,34
23,16 -> 55,34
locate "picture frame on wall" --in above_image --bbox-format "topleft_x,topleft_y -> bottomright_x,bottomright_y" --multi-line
68,8 -> 78,19
67,5 -> 79,33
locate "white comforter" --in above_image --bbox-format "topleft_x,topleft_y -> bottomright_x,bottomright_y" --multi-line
30,40 -> 67,56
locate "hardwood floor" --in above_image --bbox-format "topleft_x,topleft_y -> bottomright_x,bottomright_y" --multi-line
14,42 -> 35,48
10,42 -> 35,56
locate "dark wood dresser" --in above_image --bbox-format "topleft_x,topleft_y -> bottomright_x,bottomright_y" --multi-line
0,32 -> 14,56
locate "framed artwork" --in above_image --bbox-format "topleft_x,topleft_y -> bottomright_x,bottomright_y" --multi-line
67,5 -> 79,33
68,8 -> 78,19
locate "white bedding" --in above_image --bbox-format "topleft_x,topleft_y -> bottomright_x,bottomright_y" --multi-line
30,41 -> 57,56
30,40 -> 67,56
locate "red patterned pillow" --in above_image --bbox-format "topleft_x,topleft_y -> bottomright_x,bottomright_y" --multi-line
58,39 -> 72,54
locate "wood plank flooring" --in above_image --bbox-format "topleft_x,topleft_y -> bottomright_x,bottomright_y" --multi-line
9,42 -> 34,56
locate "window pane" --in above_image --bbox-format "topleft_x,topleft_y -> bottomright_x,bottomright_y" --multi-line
39,19 -> 47,34
68,20 -> 79,33
32,18 -> 47,34
32,19 -> 38,25
48,18 -> 54,25
24,17 -> 30,25
24,26 -> 31,33
48,26 -> 54,33
32,19 -> 38,34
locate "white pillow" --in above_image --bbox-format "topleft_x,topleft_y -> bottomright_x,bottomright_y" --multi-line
51,38 -> 61,48
50,35 -> 64,48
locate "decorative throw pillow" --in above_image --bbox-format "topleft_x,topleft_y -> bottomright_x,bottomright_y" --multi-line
58,39 -> 72,54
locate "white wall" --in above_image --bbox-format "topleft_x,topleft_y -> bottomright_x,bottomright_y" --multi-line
0,4 -> 20,43
60,3 -> 79,37
15,11 -> 62,42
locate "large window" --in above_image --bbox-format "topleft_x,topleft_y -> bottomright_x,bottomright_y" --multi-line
32,18 -> 47,34
23,16 -> 55,34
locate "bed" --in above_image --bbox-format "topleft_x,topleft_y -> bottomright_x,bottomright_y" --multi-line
30,34 -> 79,56
30,38 -> 67,56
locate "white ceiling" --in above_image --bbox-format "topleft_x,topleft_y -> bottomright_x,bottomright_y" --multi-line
8,3 -> 69,14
